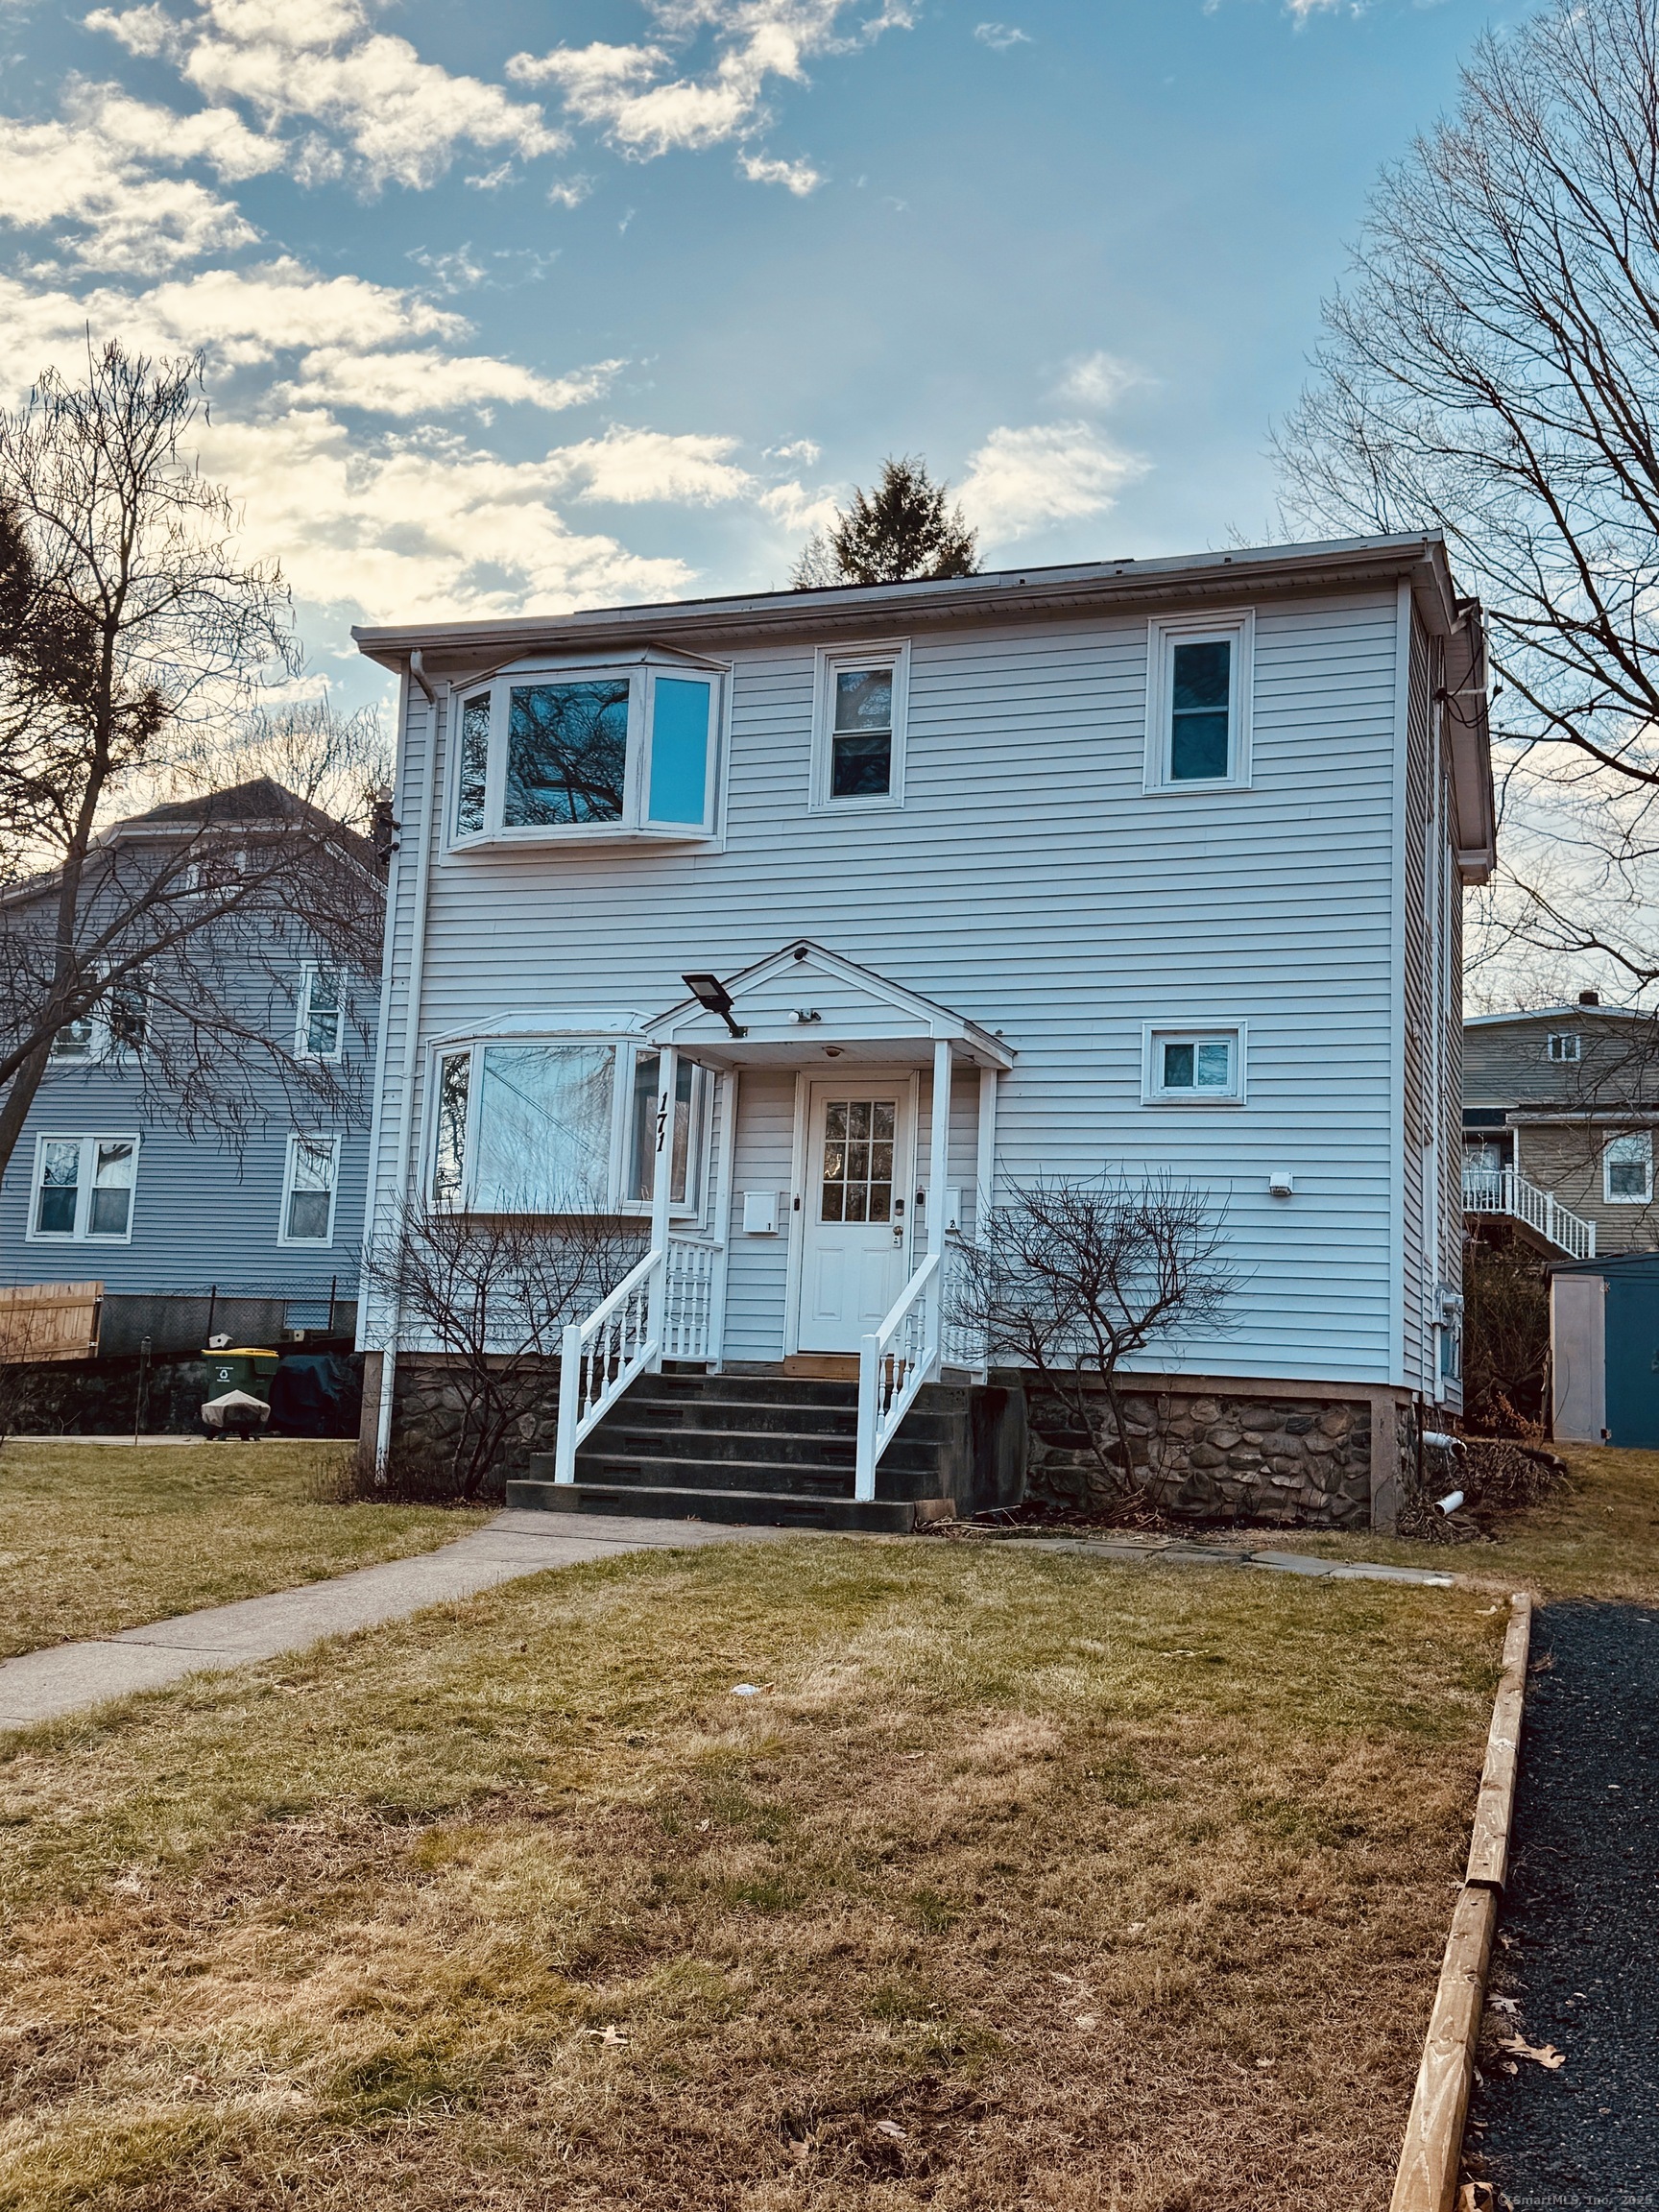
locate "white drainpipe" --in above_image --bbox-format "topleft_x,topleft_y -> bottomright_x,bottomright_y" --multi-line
373,648 -> 441,1474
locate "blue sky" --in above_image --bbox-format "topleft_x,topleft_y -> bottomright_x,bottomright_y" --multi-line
0,0 -> 1537,711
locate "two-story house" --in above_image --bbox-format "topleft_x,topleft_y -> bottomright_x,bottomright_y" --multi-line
0,780 -> 383,1358
352,531 -> 1493,1533
1463,995 -> 1659,1261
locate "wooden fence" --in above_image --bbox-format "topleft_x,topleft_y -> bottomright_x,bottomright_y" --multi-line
0,1282 -> 103,1364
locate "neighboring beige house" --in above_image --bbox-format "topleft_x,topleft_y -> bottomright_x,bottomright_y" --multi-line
1464,996 -> 1659,1259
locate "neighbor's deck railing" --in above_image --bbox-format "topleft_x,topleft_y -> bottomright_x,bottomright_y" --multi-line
854,1252 -> 941,1503
1462,1166 -> 1596,1260
552,1236 -> 715,1482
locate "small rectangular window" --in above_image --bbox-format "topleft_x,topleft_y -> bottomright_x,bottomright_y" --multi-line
647,678 -> 712,825
629,1051 -> 707,1210
1604,1130 -> 1652,1203
1145,614 -> 1253,791
504,681 -> 630,827
49,974 -> 148,1062
296,965 -> 343,1060
811,643 -> 909,809
29,1134 -> 139,1240
1547,1032 -> 1581,1063
433,1048 -> 470,1207
456,692 -> 490,837
1144,1025 -> 1245,1104
281,1134 -> 339,1244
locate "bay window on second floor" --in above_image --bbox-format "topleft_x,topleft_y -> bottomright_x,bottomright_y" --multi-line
450,656 -> 727,849
428,1032 -> 709,1219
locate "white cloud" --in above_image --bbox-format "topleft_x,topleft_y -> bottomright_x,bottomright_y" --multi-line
0,111 -> 255,271
280,348 -> 623,417
509,0 -> 911,173
974,22 -> 1032,48
1054,350 -> 1149,409
66,81 -> 282,180
737,150 -> 821,193
547,427 -> 755,505
759,477 -> 838,533
190,409 -> 697,622
88,0 -> 565,190
958,421 -> 1147,541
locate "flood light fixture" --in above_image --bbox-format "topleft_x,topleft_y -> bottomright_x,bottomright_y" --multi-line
683,971 -> 746,1038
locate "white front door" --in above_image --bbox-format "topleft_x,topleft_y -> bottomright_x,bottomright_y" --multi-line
797,1082 -> 914,1354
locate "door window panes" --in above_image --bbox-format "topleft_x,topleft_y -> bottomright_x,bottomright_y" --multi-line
830,669 -> 894,799
473,1043 -> 615,1210
504,682 -> 629,826
36,1140 -> 81,1233
1169,639 -> 1232,781
820,1099 -> 896,1222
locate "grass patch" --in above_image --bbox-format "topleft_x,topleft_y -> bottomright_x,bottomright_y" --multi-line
1244,1443 -> 1659,1602
0,1440 -> 485,1657
0,1535 -> 1502,2209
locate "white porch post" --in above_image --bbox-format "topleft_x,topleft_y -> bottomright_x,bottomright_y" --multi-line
708,1068 -> 738,1370
647,1045 -> 678,1371
927,1040 -> 951,1262
974,1064 -> 998,1244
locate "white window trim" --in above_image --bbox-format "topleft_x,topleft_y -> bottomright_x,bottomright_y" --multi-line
808,639 -> 911,813
47,972 -> 149,1067
295,962 -> 345,1063
25,1132 -> 141,1243
1142,611 -> 1255,794
1546,1032 -> 1581,1063
446,656 -> 728,853
1602,1130 -> 1653,1205
1141,1022 -> 1249,1106
280,1141 -> 343,1247
423,1034 -> 707,1220
278,1132 -> 341,1246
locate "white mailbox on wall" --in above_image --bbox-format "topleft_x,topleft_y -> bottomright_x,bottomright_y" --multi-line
741,1190 -> 780,1236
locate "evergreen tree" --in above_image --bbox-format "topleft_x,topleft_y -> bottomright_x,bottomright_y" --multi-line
791,455 -> 977,589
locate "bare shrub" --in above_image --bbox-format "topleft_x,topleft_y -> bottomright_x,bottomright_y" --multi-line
950,1174 -> 1239,1513
1463,1232 -> 1551,1435
360,1202 -> 643,1501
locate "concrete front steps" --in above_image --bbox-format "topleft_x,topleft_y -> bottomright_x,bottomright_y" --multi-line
504,1370 -> 1021,1532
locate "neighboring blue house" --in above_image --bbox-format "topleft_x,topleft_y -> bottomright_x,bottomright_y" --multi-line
352,534 -> 1495,1530
0,781 -> 383,1357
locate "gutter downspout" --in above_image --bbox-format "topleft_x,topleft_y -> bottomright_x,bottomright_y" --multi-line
373,648 -> 441,1476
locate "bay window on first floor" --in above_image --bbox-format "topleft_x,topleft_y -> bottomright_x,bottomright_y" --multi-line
429,1034 -> 709,1218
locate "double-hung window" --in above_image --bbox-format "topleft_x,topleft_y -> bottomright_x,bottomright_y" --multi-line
1144,613 -> 1253,790
810,642 -> 909,808
48,974 -> 149,1064
1547,1032 -> 1581,1064
29,1135 -> 138,1240
1143,1025 -> 1246,1104
280,1134 -> 340,1244
296,965 -> 344,1060
450,657 -> 725,848
1604,1130 -> 1652,1203
430,1036 -> 708,1216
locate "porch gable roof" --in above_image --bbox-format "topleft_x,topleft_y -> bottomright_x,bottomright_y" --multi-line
646,941 -> 1015,1070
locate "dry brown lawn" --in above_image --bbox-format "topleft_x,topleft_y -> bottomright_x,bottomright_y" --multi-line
1241,1442 -> 1659,1604
0,1536 -> 1503,2211
0,1440 -> 484,1657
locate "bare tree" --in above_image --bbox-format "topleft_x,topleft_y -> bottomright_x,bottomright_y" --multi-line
792,456 -> 978,588
0,345 -> 383,1182
360,1201 -> 641,1499
1276,0 -> 1659,989
950,1175 -> 1239,1510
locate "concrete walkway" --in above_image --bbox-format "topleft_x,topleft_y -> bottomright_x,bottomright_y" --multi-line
0,1509 -> 783,1732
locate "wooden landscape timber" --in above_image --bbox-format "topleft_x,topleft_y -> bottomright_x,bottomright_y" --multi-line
1390,1593 -> 1533,2212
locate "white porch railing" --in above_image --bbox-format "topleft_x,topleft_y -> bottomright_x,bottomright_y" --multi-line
1463,1166 -> 1597,1260
552,1236 -> 716,1483
854,1251 -> 942,1503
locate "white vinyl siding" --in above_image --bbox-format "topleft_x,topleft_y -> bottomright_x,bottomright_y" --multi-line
368,585 -> 1427,1389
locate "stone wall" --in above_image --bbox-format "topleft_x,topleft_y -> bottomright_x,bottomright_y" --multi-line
373,1352 -> 563,1500
1025,1382 -> 1377,1529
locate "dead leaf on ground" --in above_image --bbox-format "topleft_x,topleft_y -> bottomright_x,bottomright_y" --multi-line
875,2120 -> 907,2140
581,2026 -> 629,2046
1498,2034 -> 1565,2070
1456,2182 -> 1497,2211
1075,2014 -> 1099,2031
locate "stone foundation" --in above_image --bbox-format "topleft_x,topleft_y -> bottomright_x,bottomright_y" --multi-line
1025,1378 -> 1391,1530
